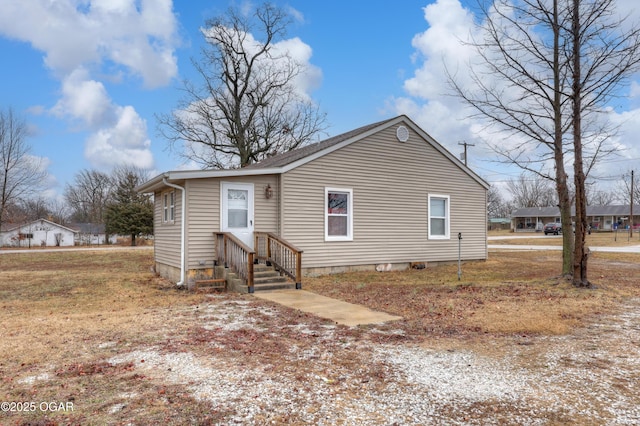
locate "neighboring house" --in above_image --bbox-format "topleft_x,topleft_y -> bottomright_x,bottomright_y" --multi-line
0,218 -> 77,248
511,205 -> 640,232
488,218 -> 511,230
71,223 -> 118,245
137,115 -> 489,290
511,207 -> 560,232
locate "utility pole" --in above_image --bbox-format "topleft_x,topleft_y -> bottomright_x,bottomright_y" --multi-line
458,142 -> 475,167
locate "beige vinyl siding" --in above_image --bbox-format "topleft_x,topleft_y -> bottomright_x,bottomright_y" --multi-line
185,179 -> 218,270
154,189 -> 182,269
282,125 -> 487,268
184,175 -> 279,270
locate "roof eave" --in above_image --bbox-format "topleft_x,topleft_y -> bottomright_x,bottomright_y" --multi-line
135,115 -> 490,192
136,168 -> 284,193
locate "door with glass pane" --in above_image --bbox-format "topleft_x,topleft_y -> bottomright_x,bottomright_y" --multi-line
221,182 -> 254,248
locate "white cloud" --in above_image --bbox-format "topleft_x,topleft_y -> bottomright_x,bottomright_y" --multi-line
50,69 -> 154,171
388,0 -> 483,155
0,0 -> 178,174
274,37 -> 323,100
286,6 -> 305,24
404,0 -> 477,100
52,69 -> 114,127
0,0 -> 178,87
85,105 -> 154,170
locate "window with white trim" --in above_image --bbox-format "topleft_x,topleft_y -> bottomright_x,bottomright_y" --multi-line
325,188 -> 353,241
163,191 -> 175,223
428,194 -> 450,239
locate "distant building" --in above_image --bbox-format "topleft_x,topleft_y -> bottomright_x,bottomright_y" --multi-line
511,205 -> 640,232
71,223 -> 117,245
0,218 -> 77,247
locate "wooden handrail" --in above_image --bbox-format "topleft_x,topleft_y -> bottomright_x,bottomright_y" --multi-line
214,232 -> 255,292
255,232 -> 303,289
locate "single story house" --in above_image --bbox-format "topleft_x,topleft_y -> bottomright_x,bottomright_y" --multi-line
71,223 -> 118,245
0,218 -> 77,248
137,115 -> 489,291
511,205 -> 640,232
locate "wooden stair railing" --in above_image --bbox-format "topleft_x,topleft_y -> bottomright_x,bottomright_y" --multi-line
214,232 -> 255,293
254,232 -> 303,289
214,232 -> 303,292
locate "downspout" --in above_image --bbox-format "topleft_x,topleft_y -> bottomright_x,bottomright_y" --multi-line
163,178 -> 186,287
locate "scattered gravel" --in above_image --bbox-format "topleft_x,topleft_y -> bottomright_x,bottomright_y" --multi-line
108,298 -> 640,425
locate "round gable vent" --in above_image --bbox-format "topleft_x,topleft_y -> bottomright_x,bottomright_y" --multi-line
396,125 -> 409,142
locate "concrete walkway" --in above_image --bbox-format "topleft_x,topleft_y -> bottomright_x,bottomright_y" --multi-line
252,289 -> 402,327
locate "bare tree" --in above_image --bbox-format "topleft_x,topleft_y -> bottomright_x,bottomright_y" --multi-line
6,196 -> 70,226
48,198 -> 71,225
567,0 -> 640,286
507,173 -> 557,208
111,165 -> 151,187
617,171 -> 640,205
487,185 -> 514,218
586,183 -> 619,206
449,0 -> 575,275
18,197 -> 51,221
157,3 -> 327,169
64,169 -> 113,224
0,107 -> 47,231
450,0 -> 640,282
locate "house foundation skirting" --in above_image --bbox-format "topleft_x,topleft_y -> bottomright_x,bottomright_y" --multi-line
156,260 -> 488,287
154,263 -> 182,286
301,260 -> 478,277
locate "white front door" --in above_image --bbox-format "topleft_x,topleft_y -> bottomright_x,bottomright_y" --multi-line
221,182 -> 254,249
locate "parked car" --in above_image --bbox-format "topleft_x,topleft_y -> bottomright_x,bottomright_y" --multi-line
544,222 -> 562,235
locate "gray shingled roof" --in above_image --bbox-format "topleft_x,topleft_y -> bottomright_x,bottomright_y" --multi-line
137,114 -> 490,193
512,207 -> 562,217
242,117 -> 397,170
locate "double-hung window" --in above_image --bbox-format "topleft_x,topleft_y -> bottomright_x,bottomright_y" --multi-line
428,194 -> 450,239
325,188 -> 353,241
163,191 -> 175,223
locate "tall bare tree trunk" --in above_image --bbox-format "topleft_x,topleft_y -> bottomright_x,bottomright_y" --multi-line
571,0 -> 589,287
552,0 -> 574,277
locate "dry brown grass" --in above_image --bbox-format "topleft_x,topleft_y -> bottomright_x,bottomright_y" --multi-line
1,250 -> 200,368
305,250 -> 640,339
0,247 -> 639,424
0,249 -> 217,425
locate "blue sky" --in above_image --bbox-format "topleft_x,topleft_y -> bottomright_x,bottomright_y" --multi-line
1,0 -> 639,200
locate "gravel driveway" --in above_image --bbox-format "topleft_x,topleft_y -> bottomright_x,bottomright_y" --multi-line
108,296 -> 640,425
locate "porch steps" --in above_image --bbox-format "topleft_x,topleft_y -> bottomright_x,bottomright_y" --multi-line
252,264 -> 295,291
195,264 -> 295,293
